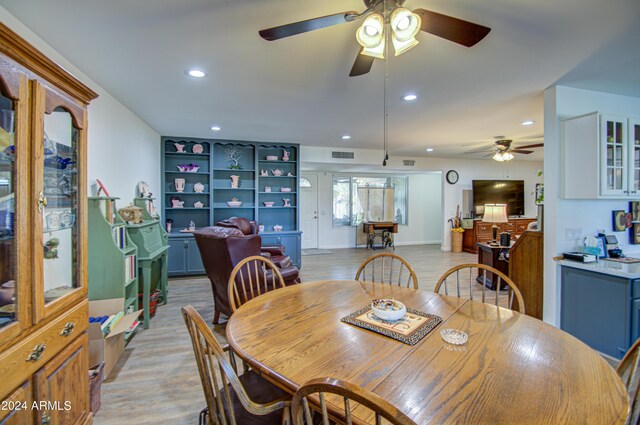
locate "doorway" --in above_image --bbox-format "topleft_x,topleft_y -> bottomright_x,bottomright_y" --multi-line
300,174 -> 318,249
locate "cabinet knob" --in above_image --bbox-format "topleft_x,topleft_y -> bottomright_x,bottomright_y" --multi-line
41,411 -> 51,425
37,191 -> 47,213
59,321 -> 75,337
26,343 -> 46,362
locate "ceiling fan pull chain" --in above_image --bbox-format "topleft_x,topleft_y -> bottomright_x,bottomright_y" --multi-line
382,0 -> 390,166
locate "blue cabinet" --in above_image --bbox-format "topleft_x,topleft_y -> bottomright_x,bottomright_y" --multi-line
167,236 -> 204,276
561,266 -> 639,359
261,231 -> 302,269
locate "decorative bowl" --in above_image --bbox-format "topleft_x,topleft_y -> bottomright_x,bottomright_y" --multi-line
280,187 -> 292,192
371,299 -> 406,321
441,329 -> 468,345
263,201 -> 275,207
227,201 -> 243,207
273,225 -> 283,231
192,144 -> 204,154
265,155 -> 278,161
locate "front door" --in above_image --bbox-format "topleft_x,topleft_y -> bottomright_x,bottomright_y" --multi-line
300,174 -> 318,249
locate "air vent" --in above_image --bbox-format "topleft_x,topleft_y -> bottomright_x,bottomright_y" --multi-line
403,160 -> 415,166
332,151 -> 354,159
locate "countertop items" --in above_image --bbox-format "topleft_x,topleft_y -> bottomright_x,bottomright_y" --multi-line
557,257 -> 640,279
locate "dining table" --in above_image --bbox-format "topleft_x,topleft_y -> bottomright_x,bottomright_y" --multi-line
226,279 -> 629,424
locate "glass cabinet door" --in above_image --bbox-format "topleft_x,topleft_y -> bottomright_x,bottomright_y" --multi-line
0,68 -> 29,342
601,115 -> 627,196
630,118 -> 640,196
33,83 -> 86,323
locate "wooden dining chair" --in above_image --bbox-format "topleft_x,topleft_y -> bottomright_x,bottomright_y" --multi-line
355,253 -> 418,289
182,305 -> 292,425
228,255 -> 286,313
291,377 -> 416,425
617,337 -> 640,425
434,263 -> 525,313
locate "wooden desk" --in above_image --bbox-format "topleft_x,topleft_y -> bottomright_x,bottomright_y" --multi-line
361,221 -> 398,250
227,280 -> 627,425
476,242 -> 511,290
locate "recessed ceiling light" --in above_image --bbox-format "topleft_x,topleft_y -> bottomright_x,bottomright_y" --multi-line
426,148 -> 434,152
403,94 -> 418,101
521,120 -> 535,126
341,135 -> 351,140
186,69 -> 207,78
211,126 -> 221,131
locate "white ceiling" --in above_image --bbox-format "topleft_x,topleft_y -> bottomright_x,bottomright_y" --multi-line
1,0 -> 639,162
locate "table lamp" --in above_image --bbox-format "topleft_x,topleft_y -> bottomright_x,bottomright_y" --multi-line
482,204 -> 508,245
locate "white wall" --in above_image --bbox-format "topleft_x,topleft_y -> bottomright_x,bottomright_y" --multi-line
302,146 -> 543,250
0,8 -> 161,201
543,86 -> 640,326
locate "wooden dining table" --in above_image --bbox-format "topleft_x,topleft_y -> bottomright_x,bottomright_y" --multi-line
226,280 -> 629,424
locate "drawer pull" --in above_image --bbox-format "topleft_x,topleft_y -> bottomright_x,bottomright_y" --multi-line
60,321 -> 76,337
26,344 -> 46,362
42,411 -> 51,425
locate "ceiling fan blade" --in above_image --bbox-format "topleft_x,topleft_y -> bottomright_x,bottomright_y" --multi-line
511,149 -> 534,154
483,153 -> 495,158
413,8 -> 491,47
464,147 -> 494,154
515,143 -> 544,149
259,11 -> 358,41
349,49 -> 375,77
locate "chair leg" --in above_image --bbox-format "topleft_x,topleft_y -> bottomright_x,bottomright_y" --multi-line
282,406 -> 291,425
212,310 -> 220,325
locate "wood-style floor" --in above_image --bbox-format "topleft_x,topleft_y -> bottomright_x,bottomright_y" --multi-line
94,244 -> 475,424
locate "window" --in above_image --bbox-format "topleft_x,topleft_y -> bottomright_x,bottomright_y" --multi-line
332,175 -> 408,226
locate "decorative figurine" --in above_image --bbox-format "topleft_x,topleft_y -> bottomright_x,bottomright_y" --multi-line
171,197 -> 184,208
287,172 -> 293,176
46,211 -> 62,229
283,198 -> 291,207
192,143 -> 204,154
230,175 -> 240,188
174,142 -> 186,153
166,219 -> 173,233
282,149 -> 290,161
189,221 -> 196,231
194,201 -> 204,208
226,147 -> 243,169
174,178 -> 185,192
193,182 -> 205,193
273,224 -> 283,232
260,169 -> 268,176
272,169 -> 283,176
265,186 -> 271,192
137,181 -> 152,198
44,237 -> 60,259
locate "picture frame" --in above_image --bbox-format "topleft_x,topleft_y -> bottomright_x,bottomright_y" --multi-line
595,235 -> 608,258
631,201 -> 640,222
632,223 -> 640,245
613,210 -> 627,232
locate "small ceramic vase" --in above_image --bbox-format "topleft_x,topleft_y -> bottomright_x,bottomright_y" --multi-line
171,197 -> 184,208
273,224 -> 283,232
230,175 -> 240,189
174,178 -> 186,192
194,201 -> 204,208
265,186 -> 271,192
260,169 -> 268,176
282,150 -> 290,161
193,182 -> 205,193
287,172 -> 293,176
283,198 -> 290,207
166,219 -> 173,233
174,143 -> 186,153
258,224 -> 265,232
192,143 -> 204,154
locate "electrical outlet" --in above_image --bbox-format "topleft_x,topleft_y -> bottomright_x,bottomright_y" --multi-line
565,228 -> 583,241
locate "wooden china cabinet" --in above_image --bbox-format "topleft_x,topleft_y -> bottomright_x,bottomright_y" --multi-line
0,23 -> 98,424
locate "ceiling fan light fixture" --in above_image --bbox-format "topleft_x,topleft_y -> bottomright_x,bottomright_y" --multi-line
502,152 -> 514,161
357,13 -> 385,58
390,8 -> 421,56
492,151 -> 505,162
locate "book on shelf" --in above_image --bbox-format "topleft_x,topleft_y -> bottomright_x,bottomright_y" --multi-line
124,255 -> 136,281
112,225 -> 126,250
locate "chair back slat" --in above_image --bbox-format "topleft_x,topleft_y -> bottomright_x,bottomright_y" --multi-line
291,378 -> 416,425
355,253 -> 418,289
228,255 -> 286,313
433,263 -> 525,314
618,337 -> 640,425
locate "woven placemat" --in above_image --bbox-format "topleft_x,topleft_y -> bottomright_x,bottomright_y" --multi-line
341,305 -> 442,346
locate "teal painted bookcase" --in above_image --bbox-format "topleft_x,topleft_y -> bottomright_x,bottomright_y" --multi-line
87,197 -> 139,316
161,137 -> 301,276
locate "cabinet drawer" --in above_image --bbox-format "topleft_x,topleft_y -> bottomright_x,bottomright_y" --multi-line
0,301 -> 88,401
476,224 -> 493,234
502,222 -> 516,231
477,234 -> 493,243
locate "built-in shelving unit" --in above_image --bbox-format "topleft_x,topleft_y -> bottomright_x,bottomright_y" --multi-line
161,137 -> 301,275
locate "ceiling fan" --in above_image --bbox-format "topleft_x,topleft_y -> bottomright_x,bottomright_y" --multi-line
464,139 -> 544,161
258,0 -> 491,77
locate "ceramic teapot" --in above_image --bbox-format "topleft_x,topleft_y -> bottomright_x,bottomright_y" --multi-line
272,169 -> 283,176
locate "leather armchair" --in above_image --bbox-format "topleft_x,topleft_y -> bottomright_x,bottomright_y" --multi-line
216,217 -> 292,268
194,226 -> 301,324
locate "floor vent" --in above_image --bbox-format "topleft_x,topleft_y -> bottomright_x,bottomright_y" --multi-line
332,151 -> 355,159
403,160 -> 415,166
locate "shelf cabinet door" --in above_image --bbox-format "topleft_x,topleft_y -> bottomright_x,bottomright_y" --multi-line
186,238 -> 204,274
629,118 -> 640,196
34,333 -> 90,425
600,114 -> 628,197
0,61 -> 31,346
167,238 -> 187,275
32,82 -> 88,325
0,380 -> 35,424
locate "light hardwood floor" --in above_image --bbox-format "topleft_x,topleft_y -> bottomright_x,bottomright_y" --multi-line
94,244 -> 475,424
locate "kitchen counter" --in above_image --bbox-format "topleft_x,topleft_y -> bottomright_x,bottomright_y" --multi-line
557,258 -> 640,279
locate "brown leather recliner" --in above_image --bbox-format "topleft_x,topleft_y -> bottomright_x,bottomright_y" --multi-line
194,226 -> 301,324
216,217 -> 292,268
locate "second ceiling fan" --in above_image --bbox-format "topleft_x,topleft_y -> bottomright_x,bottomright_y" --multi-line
259,0 -> 491,77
